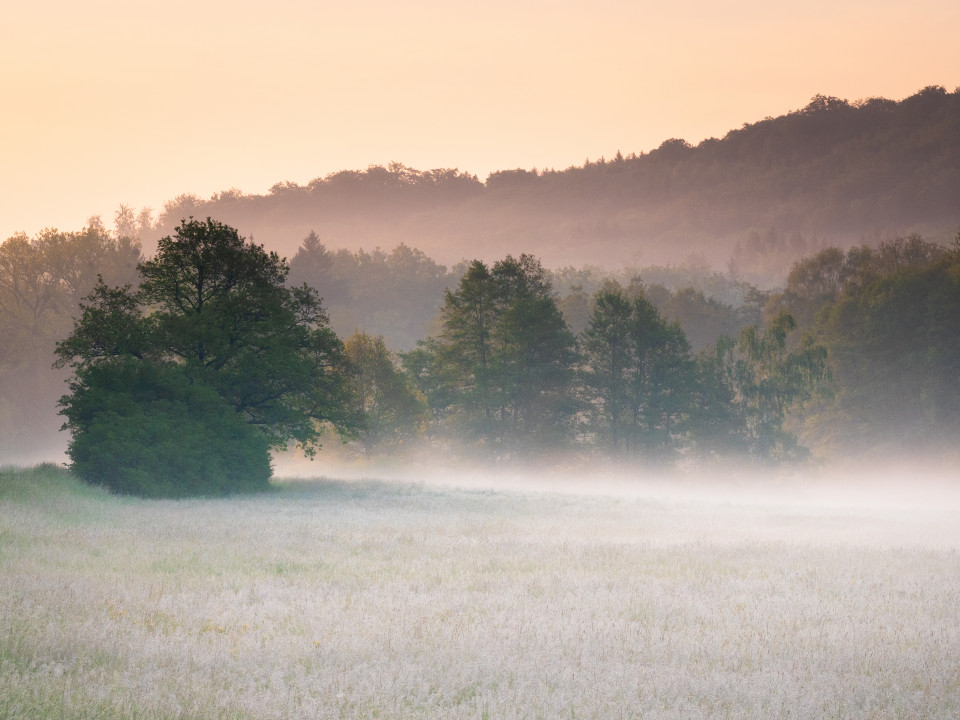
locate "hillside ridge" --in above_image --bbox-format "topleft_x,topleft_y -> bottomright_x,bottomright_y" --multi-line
144,86 -> 960,274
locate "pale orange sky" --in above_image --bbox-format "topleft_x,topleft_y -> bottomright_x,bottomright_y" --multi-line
2,0 -> 958,241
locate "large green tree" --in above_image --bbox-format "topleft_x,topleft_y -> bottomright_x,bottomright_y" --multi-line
413,254 -> 577,455
55,218 -> 358,496
579,281 -> 697,460
710,312 -> 829,463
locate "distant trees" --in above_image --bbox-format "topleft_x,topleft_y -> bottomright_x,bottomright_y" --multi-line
785,235 -> 960,454
55,218 -> 358,496
13,210 -> 956,476
0,227 -> 141,460
288,234 -> 456,351
579,282 -> 696,460
0,227 -> 140,343
407,255 -> 578,456
344,331 -> 427,450
146,87 -> 960,285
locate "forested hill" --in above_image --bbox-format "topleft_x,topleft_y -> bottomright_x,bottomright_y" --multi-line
150,86 -> 960,279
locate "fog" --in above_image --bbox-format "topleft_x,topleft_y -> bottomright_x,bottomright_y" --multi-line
4,88 -> 959,486
5,389 -> 960,718
271,450 -> 960,547
8,461 -> 960,718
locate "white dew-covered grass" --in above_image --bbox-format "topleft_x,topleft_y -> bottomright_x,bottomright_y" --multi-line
2,464 -> 960,719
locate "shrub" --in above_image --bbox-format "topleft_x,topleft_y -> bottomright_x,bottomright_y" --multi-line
65,358 -> 272,498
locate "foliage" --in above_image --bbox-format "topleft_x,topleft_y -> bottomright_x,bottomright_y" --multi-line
55,218 -> 357,496
713,312 -> 829,462
579,281 -> 697,460
135,218 -> 357,450
0,226 -> 141,461
689,340 -> 746,458
63,357 -> 272,497
653,285 -> 753,352
288,234 -> 456,351
7,209 -> 958,471
807,238 -> 960,453
152,88 -> 960,280
411,255 -> 578,455
551,265 -> 758,354
344,331 -> 428,450
776,234 -> 949,327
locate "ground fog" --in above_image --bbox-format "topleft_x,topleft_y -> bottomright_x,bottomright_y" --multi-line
2,465 -> 959,719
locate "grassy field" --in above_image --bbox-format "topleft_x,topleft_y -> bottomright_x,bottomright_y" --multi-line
2,464 -> 959,719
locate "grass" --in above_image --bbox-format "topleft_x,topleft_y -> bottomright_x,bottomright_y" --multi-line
1,465 -> 960,719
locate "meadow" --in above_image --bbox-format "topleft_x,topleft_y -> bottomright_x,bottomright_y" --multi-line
2,464 -> 959,719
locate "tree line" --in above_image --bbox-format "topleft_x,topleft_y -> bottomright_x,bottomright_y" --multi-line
52,220 -> 830,496
145,86 -> 960,282
5,219 -> 959,495
0,226 -> 141,462
0,219 -> 757,465
308,232 -> 960,468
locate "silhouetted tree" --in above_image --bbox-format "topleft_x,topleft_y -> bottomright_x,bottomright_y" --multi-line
55,218 -> 358,496
417,255 -> 577,456
580,281 -> 697,460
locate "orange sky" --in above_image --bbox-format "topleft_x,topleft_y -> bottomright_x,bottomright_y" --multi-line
2,0 -> 958,241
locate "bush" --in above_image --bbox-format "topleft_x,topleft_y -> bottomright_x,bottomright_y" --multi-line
64,358 -> 272,498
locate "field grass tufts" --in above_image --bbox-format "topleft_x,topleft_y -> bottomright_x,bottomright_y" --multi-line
2,466 -> 960,719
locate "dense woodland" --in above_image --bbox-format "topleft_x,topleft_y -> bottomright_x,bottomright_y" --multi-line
132,86 -> 960,283
2,85 -> 959,481
2,217 -> 958,480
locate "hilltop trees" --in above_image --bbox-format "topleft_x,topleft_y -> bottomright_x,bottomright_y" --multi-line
55,218 -> 358,496
149,88 -> 960,283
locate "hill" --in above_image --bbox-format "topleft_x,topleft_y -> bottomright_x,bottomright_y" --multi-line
146,86 -> 960,282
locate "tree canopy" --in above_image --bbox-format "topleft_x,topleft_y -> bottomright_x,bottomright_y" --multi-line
55,218 -> 358,496
406,255 -> 578,456
0,227 -> 140,461
5,209 -> 952,476
782,236 -> 960,455
580,281 -> 697,461
149,87 -> 960,281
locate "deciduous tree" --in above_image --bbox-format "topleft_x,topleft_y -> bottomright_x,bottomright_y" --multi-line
345,331 -> 427,450
580,281 -> 697,460
55,218 -> 358,495
716,312 -> 829,462
419,254 -> 577,455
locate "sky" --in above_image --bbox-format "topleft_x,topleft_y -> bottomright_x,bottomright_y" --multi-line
2,0 -> 958,241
